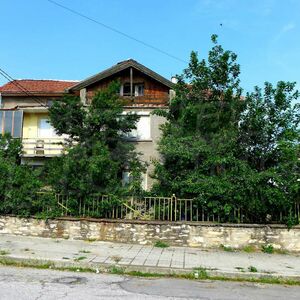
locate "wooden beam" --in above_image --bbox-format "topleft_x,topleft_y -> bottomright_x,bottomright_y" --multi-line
130,67 -> 133,99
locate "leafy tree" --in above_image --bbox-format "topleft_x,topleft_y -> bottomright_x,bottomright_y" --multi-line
237,82 -> 300,222
46,81 -> 146,198
0,134 -> 41,216
152,35 -> 300,223
152,35 -> 244,207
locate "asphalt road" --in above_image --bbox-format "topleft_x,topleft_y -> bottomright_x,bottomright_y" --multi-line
0,266 -> 300,300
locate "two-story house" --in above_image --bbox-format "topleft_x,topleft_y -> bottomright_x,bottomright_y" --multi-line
0,59 -> 174,190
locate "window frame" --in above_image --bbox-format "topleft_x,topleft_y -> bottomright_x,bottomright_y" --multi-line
121,82 -> 145,97
0,109 -> 24,138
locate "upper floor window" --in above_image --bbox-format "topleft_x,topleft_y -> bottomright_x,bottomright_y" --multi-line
0,110 -> 23,138
121,83 -> 144,97
126,115 -> 151,141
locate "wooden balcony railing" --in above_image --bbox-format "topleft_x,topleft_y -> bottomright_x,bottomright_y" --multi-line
22,138 -> 68,157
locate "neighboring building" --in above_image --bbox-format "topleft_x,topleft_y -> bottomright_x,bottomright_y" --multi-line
0,59 -> 174,190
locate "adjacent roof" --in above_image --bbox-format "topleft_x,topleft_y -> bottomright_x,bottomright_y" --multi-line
68,59 -> 174,91
0,79 -> 78,96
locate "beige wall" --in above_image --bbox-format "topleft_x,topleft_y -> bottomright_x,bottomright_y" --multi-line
2,97 -> 47,109
124,108 -> 166,190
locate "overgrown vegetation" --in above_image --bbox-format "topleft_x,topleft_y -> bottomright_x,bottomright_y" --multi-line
0,134 -> 42,216
154,241 -> 170,248
0,35 -> 299,225
152,35 -> 300,224
46,81 -> 146,198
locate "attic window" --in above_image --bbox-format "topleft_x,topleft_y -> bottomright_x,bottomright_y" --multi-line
121,83 -> 144,97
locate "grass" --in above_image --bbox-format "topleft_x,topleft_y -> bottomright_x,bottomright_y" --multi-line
220,245 -> 235,252
242,245 -> 256,253
248,266 -> 258,273
110,255 -> 122,263
73,256 -> 87,262
79,250 -> 91,254
154,241 -> 169,248
193,267 -> 208,279
0,257 -> 300,286
0,250 -> 10,255
261,244 -> 274,254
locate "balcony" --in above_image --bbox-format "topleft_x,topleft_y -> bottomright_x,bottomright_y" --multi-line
22,138 -> 67,157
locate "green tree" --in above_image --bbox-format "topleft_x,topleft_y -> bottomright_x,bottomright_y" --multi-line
46,82 -> 145,198
152,35 -> 299,223
153,35 -> 244,206
0,134 -> 41,216
237,82 -> 300,222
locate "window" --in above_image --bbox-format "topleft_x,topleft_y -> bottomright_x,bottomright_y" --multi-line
127,115 -> 151,140
0,110 -> 23,138
38,118 -> 57,138
122,171 -> 131,186
134,84 -> 144,96
121,83 -> 144,97
122,170 -> 148,190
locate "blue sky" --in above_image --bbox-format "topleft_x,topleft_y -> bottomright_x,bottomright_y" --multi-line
1,0 -> 300,94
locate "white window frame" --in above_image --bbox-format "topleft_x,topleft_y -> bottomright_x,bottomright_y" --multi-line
38,118 -> 58,138
122,111 -> 151,141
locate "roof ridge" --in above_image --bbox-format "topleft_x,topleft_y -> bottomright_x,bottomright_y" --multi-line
12,79 -> 79,82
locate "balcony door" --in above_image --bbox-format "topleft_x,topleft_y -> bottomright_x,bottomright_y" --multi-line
38,118 -> 57,138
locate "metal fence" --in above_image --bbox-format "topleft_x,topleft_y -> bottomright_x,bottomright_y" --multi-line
37,192 -> 300,224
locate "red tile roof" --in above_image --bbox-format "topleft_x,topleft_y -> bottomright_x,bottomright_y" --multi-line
0,79 -> 78,94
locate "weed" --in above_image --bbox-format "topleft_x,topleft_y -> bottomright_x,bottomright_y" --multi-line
262,244 -> 274,254
275,249 -> 288,255
62,257 -> 70,260
0,257 -> 300,286
23,248 -> 30,252
248,266 -> 258,273
0,250 -> 10,256
85,238 -> 97,243
220,245 -> 234,252
193,267 -> 208,279
79,250 -> 91,254
74,256 -> 87,262
235,267 -> 245,272
154,241 -> 169,248
109,265 -> 125,275
242,245 -> 256,253
110,255 -> 122,263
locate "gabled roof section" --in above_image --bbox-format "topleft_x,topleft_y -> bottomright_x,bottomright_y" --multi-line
68,59 -> 174,91
0,79 -> 78,96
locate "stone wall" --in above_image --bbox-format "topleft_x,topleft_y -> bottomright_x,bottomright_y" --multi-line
0,216 -> 300,252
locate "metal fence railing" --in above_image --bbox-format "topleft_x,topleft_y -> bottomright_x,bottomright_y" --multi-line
36,192 -> 300,224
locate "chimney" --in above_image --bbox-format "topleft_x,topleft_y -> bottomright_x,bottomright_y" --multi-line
171,76 -> 178,84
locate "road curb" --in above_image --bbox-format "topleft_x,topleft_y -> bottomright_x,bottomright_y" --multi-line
1,255 -> 300,283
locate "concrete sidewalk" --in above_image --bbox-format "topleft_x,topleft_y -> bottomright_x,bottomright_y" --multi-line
0,234 -> 300,281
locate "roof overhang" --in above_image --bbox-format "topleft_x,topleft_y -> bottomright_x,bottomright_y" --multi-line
68,59 -> 174,92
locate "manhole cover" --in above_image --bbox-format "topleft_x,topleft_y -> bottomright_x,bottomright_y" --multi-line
54,276 -> 87,285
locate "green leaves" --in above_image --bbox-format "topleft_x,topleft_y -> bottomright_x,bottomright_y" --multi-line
46,82 -> 145,197
0,134 -> 42,216
153,35 -> 300,224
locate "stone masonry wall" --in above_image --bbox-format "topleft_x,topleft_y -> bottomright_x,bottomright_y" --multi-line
0,216 -> 300,252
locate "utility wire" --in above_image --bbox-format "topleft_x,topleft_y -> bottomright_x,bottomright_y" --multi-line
0,68 -> 47,107
46,0 -> 188,64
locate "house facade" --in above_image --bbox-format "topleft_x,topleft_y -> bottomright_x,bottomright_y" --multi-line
0,59 -> 174,190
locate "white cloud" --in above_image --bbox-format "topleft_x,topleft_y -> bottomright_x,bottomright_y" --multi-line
274,22 -> 296,42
